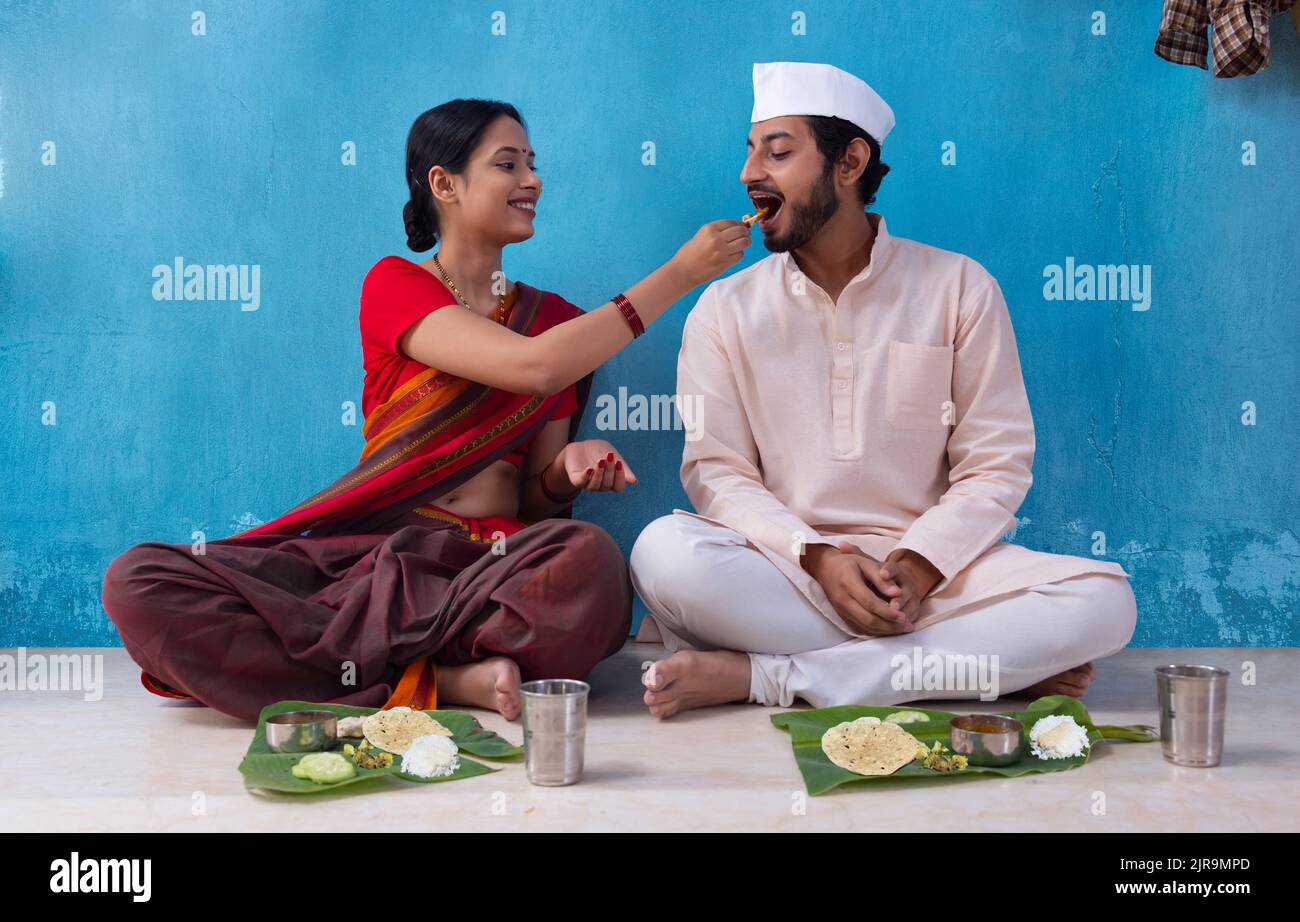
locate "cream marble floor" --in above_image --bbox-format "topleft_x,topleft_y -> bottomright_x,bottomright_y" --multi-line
2,643 -> 1296,832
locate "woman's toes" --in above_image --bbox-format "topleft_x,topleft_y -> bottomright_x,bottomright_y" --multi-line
497,690 -> 520,720
487,658 -> 521,719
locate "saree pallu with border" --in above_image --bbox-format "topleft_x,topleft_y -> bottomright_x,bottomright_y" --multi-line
102,282 -> 632,721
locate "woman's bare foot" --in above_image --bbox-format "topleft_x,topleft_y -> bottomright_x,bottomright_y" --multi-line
642,650 -> 751,719
437,656 -> 522,720
1021,662 -> 1096,698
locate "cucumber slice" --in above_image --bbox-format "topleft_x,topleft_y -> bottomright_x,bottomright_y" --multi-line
884,710 -> 930,724
291,752 -> 357,784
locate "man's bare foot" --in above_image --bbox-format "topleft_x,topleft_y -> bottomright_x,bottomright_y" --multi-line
1021,662 -> 1096,698
437,656 -> 522,720
642,650 -> 751,719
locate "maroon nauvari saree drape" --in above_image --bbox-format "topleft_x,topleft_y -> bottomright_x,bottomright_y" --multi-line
101,282 -> 631,721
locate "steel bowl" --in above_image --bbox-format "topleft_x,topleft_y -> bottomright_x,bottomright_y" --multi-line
265,710 -> 338,753
949,714 -> 1024,766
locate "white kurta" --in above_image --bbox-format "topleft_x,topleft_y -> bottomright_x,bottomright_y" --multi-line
667,212 -> 1130,636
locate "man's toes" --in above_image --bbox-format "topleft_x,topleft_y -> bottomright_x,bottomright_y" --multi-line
1066,668 -> 1094,688
644,677 -> 685,719
644,686 -> 675,707
648,697 -> 679,719
643,659 -> 672,692
642,662 -> 663,691
650,651 -> 694,689
1059,677 -> 1089,696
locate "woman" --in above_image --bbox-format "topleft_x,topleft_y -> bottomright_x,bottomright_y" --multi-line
101,99 -> 751,722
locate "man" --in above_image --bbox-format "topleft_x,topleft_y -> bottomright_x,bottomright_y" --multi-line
630,62 -> 1137,719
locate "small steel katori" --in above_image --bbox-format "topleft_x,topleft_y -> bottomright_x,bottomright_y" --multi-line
264,710 -> 338,753
949,713 -> 1025,766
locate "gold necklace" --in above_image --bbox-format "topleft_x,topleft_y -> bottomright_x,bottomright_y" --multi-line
432,253 -> 508,324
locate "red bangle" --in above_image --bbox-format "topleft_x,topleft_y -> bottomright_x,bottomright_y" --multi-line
612,293 -> 645,338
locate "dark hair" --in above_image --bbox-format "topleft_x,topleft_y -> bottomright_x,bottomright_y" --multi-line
403,99 -> 527,252
806,115 -> 890,208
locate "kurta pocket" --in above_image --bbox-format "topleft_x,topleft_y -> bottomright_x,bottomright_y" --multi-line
885,340 -> 954,431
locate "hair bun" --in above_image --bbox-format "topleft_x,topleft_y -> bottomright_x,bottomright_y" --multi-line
403,198 -> 436,252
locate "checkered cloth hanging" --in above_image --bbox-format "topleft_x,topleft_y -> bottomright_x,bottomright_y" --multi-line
1155,0 -> 1296,77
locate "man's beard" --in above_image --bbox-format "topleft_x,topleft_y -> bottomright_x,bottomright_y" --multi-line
763,165 -> 839,253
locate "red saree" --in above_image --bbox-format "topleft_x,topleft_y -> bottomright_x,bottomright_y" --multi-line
102,280 -> 632,721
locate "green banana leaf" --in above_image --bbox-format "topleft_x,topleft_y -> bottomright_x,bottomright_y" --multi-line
771,694 -> 1157,796
239,699 -> 523,794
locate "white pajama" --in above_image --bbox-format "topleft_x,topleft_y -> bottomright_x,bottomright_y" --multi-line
630,513 -> 1138,708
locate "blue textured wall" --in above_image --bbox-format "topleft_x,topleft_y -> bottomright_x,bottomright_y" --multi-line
2,1 -> 1296,646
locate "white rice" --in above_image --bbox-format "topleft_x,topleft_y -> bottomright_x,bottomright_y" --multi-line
1028,715 -> 1091,760
401,733 -> 460,778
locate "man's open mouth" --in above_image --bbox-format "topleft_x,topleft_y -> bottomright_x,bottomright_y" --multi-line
749,191 -> 783,226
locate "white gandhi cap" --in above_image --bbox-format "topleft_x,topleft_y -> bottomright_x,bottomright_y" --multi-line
751,62 -> 895,142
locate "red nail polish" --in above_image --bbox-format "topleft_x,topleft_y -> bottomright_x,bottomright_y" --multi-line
615,460 -> 623,470
606,452 -> 614,461
585,468 -> 594,475
598,460 -> 605,468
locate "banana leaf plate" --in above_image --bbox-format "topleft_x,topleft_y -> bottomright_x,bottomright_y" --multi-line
771,694 -> 1157,795
239,700 -> 523,794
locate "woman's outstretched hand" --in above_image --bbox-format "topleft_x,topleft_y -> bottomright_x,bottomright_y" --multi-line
557,439 -> 638,493
671,220 -> 752,288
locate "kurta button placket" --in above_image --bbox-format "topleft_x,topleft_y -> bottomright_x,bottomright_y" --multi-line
831,319 -> 854,455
